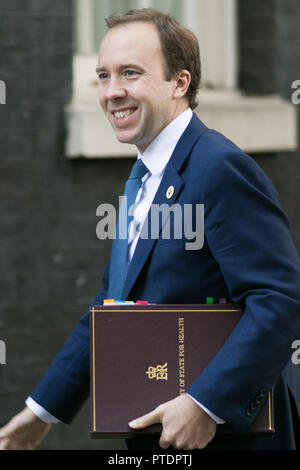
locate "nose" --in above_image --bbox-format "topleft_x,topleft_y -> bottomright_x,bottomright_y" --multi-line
102,77 -> 127,102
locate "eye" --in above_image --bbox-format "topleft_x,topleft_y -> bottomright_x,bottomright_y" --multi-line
124,70 -> 139,78
98,72 -> 109,81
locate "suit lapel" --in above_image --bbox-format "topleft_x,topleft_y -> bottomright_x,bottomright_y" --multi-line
122,114 -> 207,299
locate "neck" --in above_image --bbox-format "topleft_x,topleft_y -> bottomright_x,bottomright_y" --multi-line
138,103 -> 190,154
172,101 -> 190,120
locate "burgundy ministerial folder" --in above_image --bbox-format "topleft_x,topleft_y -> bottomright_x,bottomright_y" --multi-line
90,304 -> 274,438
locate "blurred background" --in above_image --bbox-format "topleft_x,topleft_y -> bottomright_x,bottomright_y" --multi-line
0,0 -> 299,450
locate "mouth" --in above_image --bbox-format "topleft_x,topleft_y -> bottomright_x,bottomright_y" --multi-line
111,106 -> 139,125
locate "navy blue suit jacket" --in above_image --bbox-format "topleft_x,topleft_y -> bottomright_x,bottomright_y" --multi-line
31,114 -> 300,448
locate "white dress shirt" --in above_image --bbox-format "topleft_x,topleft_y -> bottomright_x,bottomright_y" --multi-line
26,107 -> 224,425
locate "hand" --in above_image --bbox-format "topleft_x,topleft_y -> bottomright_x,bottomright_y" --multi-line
0,407 -> 52,450
128,394 -> 217,450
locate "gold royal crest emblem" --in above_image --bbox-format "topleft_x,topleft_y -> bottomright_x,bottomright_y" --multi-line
146,362 -> 168,380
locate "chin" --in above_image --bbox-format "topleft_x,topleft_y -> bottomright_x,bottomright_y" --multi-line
115,137 -> 138,147
115,130 -> 141,146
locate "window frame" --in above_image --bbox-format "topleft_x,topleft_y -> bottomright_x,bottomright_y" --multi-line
65,0 -> 297,158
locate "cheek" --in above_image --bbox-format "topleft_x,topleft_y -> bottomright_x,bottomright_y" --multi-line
133,81 -> 172,122
143,91 -> 167,115
98,86 -> 106,109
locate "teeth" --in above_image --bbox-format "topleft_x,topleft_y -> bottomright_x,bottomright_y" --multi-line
114,109 -> 135,118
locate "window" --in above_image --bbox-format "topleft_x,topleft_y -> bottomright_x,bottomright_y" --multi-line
73,0 -> 237,89
65,0 -> 296,158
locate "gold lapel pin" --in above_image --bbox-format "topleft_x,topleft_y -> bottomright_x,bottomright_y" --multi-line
166,185 -> 175,199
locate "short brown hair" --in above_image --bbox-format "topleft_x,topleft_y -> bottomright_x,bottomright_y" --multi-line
105,8 -> 201,110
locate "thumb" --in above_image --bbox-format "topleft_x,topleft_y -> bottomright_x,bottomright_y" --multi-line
129,407 -> 162,430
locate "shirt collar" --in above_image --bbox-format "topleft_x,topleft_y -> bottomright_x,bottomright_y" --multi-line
137,108 -> 193,177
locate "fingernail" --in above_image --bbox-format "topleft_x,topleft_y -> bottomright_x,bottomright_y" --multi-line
129,419 -> 138,427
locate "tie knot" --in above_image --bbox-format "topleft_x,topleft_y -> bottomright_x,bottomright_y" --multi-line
129,159 -> 148,180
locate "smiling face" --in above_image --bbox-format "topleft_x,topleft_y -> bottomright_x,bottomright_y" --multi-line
97,22 -> 190,153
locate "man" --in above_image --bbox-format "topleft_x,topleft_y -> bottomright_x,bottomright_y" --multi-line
0,8 -> 299,451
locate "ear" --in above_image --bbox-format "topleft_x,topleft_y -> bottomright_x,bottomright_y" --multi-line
173,70 -> 191,100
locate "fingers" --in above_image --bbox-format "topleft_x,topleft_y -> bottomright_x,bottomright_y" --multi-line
128,407 -> 172,450
159,433 -> 172,450
0,439 -> 11,450
129,405 -> 162,430
0,424 -> 24,450
0,421 -> 14,449
129,396 -> 217,451
159,432 -> 195,450
0,409 -> 52,451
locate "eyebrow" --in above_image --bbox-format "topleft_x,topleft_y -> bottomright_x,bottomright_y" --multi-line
96,64 -> 145,74
95,65 -> 105,74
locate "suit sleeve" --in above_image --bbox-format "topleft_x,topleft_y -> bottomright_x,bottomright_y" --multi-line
29,263 -> 110,423
186,148 -> 300,431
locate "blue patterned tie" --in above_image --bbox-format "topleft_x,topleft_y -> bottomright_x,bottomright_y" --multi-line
107,159 -> 148,300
